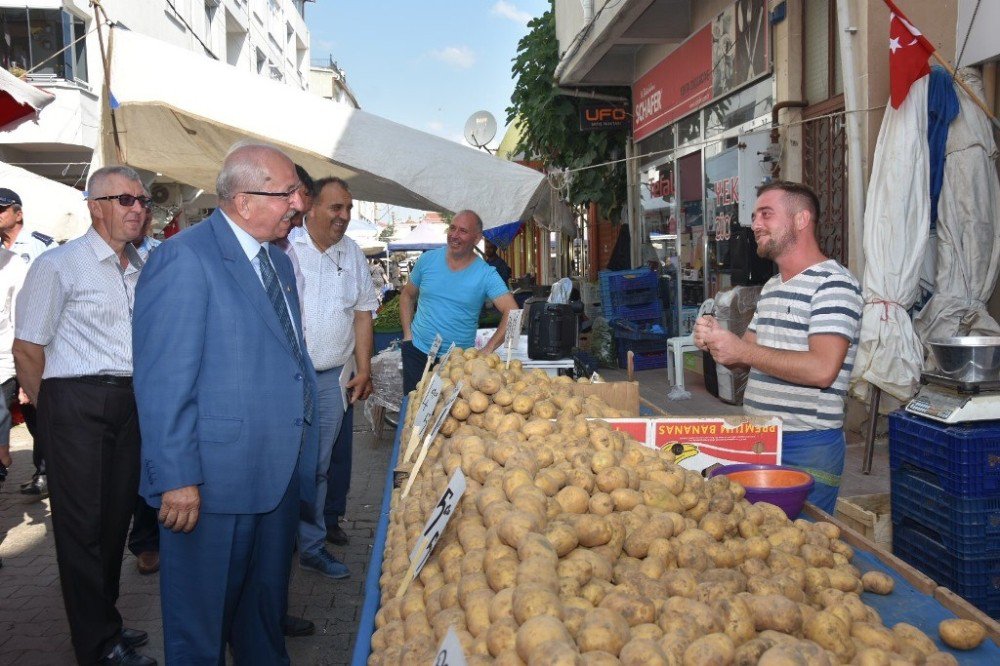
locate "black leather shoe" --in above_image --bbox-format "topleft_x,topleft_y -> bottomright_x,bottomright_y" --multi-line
325,523 -> 350,546
282,614 -> 315,637
121,627 -> 149,648
99,641 -> 157,665
19,473 -> 48,498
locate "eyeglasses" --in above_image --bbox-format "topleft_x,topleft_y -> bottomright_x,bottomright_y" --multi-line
91,194 -> 153,210
239,183 -> 302,201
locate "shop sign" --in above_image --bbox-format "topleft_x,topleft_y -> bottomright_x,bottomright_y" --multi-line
579,101 -> 630,131
706,146 -> 740,242
632,0 -> 770,141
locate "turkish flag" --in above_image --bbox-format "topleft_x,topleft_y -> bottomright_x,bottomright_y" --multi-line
884,0 -> 935,108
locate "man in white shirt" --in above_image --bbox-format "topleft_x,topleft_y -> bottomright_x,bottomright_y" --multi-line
0,245 -> 27,476
291,177 -> 378,578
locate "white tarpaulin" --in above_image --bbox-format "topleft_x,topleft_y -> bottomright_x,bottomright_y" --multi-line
914,69 -> 1000,350
346,218 -> 386,256
0,160 -> 91,241
850,76 -> 930,405
387,222 -> 448,252
100,27 -> 547,230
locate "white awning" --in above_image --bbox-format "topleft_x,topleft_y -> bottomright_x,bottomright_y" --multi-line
0,67 -> 55,129
0,160 -> 91,241
387,222 -> 448,252
100,27 -> 548,231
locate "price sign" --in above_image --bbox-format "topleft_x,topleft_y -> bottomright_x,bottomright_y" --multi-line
434,342 -> 457,375
427,333 -> 444,363
403,374 -> 443,462
434,627 -> 468,666
409,469 -> 467,575
426,383 -> 463,443
505,309 -> 524,368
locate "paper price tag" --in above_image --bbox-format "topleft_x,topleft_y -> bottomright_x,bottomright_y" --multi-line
427,333 -> 444,363
426,383 -> 463,443
409,469 -> 466,576
403,373 -> 444,462
434,342 -> 457,375
505,309 -> 524,368
434,627 -> 467,666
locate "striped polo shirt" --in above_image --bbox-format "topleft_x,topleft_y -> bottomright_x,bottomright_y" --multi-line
743,259 -> 862,432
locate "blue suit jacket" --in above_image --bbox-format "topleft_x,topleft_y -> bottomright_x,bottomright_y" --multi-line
133,210 -> 319,514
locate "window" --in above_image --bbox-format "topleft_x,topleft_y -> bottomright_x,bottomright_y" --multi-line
0,8 -> 88,83
803,0 -> 843,104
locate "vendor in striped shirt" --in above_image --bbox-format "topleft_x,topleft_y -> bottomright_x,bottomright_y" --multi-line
693,181 -> 862,513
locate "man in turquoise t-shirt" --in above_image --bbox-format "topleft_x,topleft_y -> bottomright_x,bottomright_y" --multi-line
399,210 -> 517,393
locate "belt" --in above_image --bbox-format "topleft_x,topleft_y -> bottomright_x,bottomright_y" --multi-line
75,374 -> 133,388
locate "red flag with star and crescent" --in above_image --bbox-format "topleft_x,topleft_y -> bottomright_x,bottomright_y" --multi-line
884,0 -> 935,108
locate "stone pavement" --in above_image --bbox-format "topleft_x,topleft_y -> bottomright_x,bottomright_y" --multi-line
0,404 -> 398,666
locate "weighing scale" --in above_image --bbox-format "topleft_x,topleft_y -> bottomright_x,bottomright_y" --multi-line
905,372 -> 1000,424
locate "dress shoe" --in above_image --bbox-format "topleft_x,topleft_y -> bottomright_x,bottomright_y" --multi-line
282,614 -> 315,637
136,551 -> 160,575
325,523 -> 350,546
121,627 -> 149,648
98,641 -> 157,665
19,473 -> 48,498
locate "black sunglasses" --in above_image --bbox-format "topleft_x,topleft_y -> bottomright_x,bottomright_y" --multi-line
91,194 -> 153,210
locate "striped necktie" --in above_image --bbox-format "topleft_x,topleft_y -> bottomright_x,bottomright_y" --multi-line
257,247 -> 313,421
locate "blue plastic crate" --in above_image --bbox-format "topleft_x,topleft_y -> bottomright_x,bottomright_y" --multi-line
603,300 -> 664,322
600,268 -> 660,313
617,347 -> 668,371
891,465 -> 1000,557
888,410 -> 1000,498
611,320 -> 670,342
893,522 -> 1000,618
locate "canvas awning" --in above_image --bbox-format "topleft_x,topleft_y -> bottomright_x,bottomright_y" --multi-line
0,67 -> 54,129
387,222 -> 448,252
99,27 -> 548,231
0,160 -> 91,241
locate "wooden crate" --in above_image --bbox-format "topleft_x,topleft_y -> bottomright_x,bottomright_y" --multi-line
836,493 -> 892,551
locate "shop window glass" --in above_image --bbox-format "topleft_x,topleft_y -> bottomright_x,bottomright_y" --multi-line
804,0 -> 842,103
0,8 -> 88,82
677,112 -> 701,146
705,77 -> 773,138
636,124 -> 674,169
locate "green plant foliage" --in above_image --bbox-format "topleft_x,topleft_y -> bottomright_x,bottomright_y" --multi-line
506,7 -> 630,222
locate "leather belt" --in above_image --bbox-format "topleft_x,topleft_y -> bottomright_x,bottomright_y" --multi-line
76,374 -> 133,387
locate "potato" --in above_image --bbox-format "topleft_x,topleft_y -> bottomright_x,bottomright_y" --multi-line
803,610 -> 854,662
575,515 -> 613,548
557,485 -> 590,514
530,640 -> 583,666
682,632 -> 735,666
893,622 -> 937,657
619,638 -> 670,666
463,588 -> 494,638
713,596 -> 756,644
850,621 -> 896,652
511,585 -> 562,624
515,615 -> 572,662
489,587 -> 515,623
588,492 -> 614,516
938,618 -> 986,650
451,398 -> 472,421
745,594 -> 803,634
577,608 -> 631,656
598,590 -> 656,627
497,510 -> 542,549
486,617 -> 519,657
861,571 -> 895,595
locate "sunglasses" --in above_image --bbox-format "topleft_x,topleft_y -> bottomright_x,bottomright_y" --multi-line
91,194 -> 153,210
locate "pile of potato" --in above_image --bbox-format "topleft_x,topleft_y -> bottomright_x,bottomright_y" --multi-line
370,348 -> 961,665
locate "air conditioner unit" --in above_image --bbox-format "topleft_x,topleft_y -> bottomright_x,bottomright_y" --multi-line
151,183 -> 181,207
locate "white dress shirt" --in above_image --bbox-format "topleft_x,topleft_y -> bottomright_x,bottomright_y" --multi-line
292,227 -> 379,371
15,226 -> 142,378
0,248 -> 27,383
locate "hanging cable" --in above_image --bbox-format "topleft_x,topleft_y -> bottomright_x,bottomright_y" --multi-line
90,0 -> 123,163
23,25 -> 97,78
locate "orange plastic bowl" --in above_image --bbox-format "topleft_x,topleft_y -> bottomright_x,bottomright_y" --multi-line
709,464 -> 815,519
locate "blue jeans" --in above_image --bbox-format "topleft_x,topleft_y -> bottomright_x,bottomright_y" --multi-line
324,403 -> 352,528
297,366 -> 345,557
781,428 -> 846,514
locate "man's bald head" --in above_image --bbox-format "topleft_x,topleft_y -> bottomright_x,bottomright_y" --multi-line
216,142 -> 294,200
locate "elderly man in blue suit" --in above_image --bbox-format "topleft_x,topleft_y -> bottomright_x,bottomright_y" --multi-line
133,142 -> 319,664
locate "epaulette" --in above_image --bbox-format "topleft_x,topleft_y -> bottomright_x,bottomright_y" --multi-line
31,231 -> 54,246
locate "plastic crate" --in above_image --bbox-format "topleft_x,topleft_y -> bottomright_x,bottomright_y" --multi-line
893,522 -> 1000,618
611,320 -> 670,342
617,346 -> 669,371
573,350 -> 600,378
892,465 -> 1000,556
888,410 -> 1000,497
603,300 -> 663,322
600,269 -> 660,313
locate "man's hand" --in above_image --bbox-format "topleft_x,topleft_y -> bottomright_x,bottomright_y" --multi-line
17,388 -> 30,405
0,445 -> 11,468
345,371 -> 373,403
159,485 -> 201,533
693,316 -> 747,367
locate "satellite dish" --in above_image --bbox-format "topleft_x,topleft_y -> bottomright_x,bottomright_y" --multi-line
464,110 -> 497,148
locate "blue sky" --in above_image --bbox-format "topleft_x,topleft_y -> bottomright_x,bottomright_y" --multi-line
305,0 -> 549,151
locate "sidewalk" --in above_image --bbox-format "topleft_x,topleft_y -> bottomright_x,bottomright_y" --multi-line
0,407 -> 397,666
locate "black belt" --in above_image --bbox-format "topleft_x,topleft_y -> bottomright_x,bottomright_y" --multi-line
74,375 -> 133,388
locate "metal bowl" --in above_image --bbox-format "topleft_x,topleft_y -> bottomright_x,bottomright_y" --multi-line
928,337 -> 1000,383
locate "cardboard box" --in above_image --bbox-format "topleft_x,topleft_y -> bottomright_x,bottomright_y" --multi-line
835,494 -> 892,551
602,415 -> 783,474
570,381 -> 640,416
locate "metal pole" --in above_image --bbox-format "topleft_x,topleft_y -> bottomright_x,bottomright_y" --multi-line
862,386 -> 882,475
